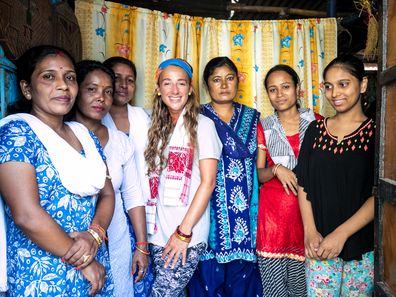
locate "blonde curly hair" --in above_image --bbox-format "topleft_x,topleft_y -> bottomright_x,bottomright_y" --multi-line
144,81 -> 200,176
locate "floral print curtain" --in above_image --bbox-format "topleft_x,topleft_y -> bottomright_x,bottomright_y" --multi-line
75,0 -> 337,117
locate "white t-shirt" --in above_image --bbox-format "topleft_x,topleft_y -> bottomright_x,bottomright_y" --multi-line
149,115 -> 222,247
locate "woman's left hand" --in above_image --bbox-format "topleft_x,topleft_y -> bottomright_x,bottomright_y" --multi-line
62,231 -> 98,268
132,249 -> 149,283
275,165 -> 298,196
161,233 -> 189,269
316,229 -> 348,260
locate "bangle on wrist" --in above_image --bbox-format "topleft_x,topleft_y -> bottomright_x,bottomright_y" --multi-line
176,225 -> 192,238
272,164 -> 281,177
87,228 -> 102,246
136,241 -> 149,246
135,246 -> 150,255
174,231 -> 191,243
89,224 -> 108,241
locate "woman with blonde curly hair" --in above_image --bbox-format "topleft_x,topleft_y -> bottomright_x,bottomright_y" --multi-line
144,58 -> 222,296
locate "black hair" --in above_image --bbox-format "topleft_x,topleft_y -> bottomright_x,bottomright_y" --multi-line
264,64 -> 300,91
203,56 -> 239,87
7,45 -> 76,115
323,54 -> 365,82
75,60 -> 115,91
103,56 -> 137,79
264,64 -> 301,109
323,55 -> 369,114
65,60 -> 115,121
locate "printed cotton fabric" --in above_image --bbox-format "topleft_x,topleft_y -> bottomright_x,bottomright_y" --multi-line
0,120 -> 114,296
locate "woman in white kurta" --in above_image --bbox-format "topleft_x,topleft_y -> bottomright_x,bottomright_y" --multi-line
102,57 -> 153,295
72,60 -> 149,296
102,57 -> 151,204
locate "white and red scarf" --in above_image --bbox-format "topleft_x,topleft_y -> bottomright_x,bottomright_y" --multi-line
146,108 -> 194,234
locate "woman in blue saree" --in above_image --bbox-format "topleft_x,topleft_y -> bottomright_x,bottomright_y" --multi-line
187,57 -> 262,297
0,45 -> 114,296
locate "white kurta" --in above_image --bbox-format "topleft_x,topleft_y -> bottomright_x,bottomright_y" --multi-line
103,105 -> 151,203
105,128 -> 145,297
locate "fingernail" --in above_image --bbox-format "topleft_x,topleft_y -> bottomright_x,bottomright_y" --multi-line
61,259 -> 65,263
75,267 -> 80,270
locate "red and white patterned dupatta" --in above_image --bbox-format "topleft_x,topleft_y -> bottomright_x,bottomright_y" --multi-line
146,108 -> 194,234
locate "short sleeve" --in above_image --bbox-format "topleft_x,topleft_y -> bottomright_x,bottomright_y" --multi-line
295,120 -> 318,189
0,121 -> 36,165
257,121 -> 266,151
197,115 -> 223,160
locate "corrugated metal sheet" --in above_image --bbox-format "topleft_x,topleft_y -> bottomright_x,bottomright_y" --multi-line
113,0 -> 359,20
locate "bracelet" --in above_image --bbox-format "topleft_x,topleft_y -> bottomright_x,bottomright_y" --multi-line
89,224 -> 108,241
176,225 -> 192,238
174,231 -> 191,243
106,174 -> 112,180
87,228 -> 103,246
135,246 -> 150,255
272,164 -> 281,177
136,241 -> 149,245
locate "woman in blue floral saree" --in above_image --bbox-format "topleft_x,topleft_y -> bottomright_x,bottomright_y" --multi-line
0,46 -> 114,297
187,57 -> 263,297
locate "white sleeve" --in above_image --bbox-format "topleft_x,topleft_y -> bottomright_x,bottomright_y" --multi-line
197,115 -> 223,160
120,136 -> 146,211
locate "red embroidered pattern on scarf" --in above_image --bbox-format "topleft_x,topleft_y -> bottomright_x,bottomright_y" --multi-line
148,175 -> 159,205
166,145 -> 193,204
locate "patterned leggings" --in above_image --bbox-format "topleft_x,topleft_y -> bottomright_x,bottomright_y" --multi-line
306,251 -> 374,297
150,242 -> 206,297
258,257 -> 306,297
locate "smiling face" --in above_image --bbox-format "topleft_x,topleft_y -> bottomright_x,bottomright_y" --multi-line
76,69 -> 114,121
112,62 -> 136,106
157,65 -> 192,119
323,65 -> 367,114
207,65 -> 238,104
21,54 -> 78,118
266,70 -> 299,112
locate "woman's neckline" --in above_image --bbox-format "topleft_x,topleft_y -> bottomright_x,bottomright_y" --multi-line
323,117 -> 371,143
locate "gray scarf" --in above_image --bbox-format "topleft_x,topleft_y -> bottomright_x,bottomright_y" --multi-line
261,108 -> 316,170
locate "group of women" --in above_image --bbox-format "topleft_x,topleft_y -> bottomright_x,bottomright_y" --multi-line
0,44 -> 375,297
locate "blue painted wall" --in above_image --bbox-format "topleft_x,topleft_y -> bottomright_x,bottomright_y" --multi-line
0,46 -> 18,119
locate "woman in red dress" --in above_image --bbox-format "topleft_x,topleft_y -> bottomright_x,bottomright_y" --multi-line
256,64 -> 321,296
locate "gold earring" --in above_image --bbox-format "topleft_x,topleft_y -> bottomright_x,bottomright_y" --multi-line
157,92 -> 161,96
188,92 -> 191,96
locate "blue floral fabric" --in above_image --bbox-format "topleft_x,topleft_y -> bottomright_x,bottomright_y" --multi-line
200,103 -> 260,263
0,120 -> 114,297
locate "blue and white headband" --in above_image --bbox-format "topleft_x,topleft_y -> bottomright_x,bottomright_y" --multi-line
156,58 -> 193,80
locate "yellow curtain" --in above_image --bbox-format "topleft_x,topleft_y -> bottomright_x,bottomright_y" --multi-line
76,0 -> 337,117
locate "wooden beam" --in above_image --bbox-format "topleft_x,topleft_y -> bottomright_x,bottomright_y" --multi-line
379,65 -> 396,86
226,4 -> 328,17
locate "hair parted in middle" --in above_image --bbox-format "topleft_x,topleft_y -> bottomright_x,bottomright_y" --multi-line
203,56 -> 239,88
144,59 -> 200,175
264,64 -> 302,109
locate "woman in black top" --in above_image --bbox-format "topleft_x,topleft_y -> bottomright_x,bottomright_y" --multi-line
296,55 -> 375,296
